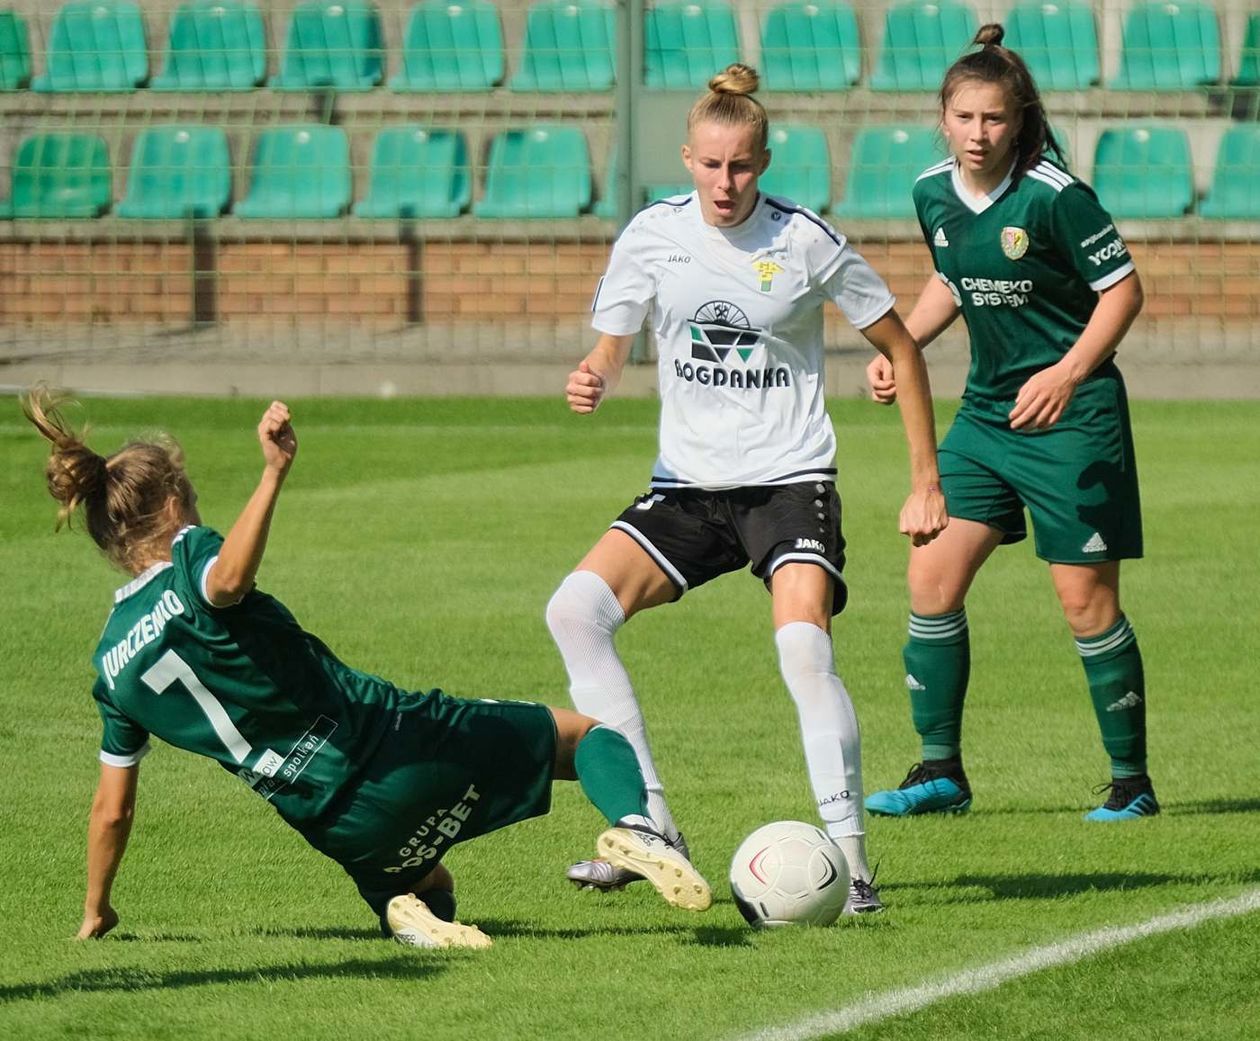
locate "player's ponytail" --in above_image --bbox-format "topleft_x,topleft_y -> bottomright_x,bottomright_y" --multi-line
940,23 -> 1068,179
687,63 -> 769,152
21,385 -> 195,573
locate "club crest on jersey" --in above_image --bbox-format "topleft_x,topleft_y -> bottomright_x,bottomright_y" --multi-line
1001,226 -> 1030,260
754,259 -> 784,293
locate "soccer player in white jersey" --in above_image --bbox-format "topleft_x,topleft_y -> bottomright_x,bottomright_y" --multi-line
546,64 -> 948,913
24,390 -> 713,950
862,26 -> 1155,822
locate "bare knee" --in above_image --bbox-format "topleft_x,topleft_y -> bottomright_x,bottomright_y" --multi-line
1052,564 -> 1121,637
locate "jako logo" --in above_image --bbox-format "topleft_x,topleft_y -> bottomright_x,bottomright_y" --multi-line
794,537 -> 826,552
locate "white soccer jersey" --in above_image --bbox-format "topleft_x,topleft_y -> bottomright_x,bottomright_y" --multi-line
592,192 -> 895,489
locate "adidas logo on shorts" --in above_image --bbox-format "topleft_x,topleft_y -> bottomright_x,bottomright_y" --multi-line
1081,532 -> 1108,553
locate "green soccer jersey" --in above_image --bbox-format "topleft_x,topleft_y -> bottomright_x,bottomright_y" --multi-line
913,157 -> 1136,405
91,525 -> 403,824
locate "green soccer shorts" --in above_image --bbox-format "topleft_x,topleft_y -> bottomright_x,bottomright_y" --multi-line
940,376 -> 1143,564
299,690 -> 558,912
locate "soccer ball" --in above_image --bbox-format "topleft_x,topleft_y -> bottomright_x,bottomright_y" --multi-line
729,820 -> 850,928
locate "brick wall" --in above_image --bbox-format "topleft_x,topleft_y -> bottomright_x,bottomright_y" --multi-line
1,238 -> 1257,330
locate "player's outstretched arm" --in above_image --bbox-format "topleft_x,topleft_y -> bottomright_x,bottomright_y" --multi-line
861,309 -> 948,547
205,401 -> 298,607
78,762 -> 138,939
565,334 -> 635,413
866,275 -> 960,405
1010,272 -> 1144,430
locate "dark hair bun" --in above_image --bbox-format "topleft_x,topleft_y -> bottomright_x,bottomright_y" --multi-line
974,23 -> 1006,48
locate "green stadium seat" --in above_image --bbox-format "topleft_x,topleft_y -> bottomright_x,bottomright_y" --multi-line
10,133 -> 111,217
116,126 -> 231,219
353,127 -> 471,218
235,126 -> 351,218
870,0 -> 977,92
0,10 -> 31,90
1092,126 -> 1194,218
645,2 -> 741,89
272,0 -> 383,91
32,1 -> 148,92
390,0 -> 504,92
760,3 -> 860,92
1231,13 -> 1260,86
831,126 -> 945,219
151,1 -> 267,91
474,125 -> 591,218
1003,0 -> 1099,90
1199,126 -> 1260,219
645,183 -> 693,200
1109,1 -> 1220,90
760,124 -> 831,214
510,1 -> 616,92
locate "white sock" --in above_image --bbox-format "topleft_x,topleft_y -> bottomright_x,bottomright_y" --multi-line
775,620 -> 871,882
546,570 -> 679,841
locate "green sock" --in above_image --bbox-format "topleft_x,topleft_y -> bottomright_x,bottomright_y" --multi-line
905,610 -> 971,761
574,724 -> 649,825
1077,615 -> 1147,778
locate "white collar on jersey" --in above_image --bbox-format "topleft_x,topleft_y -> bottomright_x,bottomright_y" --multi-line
950,158 -> 1017,214
114,560 -> 173,603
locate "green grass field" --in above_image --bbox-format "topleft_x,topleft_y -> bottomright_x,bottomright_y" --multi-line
1,396 -> 1257,1041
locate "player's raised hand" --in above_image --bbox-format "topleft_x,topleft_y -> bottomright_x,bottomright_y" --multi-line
867,354 -> 897,404
258,400 -> 297,475
566,361 -> 607,414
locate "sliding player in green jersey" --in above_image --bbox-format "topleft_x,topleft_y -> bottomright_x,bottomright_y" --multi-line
863,24 -> 1157,821
23,390 -> 711,951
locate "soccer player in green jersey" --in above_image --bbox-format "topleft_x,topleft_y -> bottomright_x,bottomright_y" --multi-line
23,390 -> 712,950
862,24 -> 1157,821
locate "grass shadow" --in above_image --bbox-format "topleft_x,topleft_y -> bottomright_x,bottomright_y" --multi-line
890,869 -> 1260,903
1168,797 -> 1260,815
0,956 -> 445,1004
247,925 -> 382,942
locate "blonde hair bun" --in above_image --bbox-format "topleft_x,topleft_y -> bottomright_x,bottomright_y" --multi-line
708,63 -> 759,96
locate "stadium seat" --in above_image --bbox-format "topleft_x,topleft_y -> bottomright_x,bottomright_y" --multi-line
0,10 -> 31,90
32,1 -> 148,92
831,126 -> 944,219
271,0 -> 383,91
116,126 -> 231,219
1199,125 -> 1260,219
353,127 -> 471,218
645,2 -> 741,89
1092,126 -> 1194,218
9,133 -> 111,217
760,124 -> 831,214
390,0 -> 504,92
510,1 -> 616,92
870,0 -> 978,92
1231,13 -> 1260,86
760,2 -> 861,91
235,126 -> 351,218
150,1 -> 267,91
1109,1 -> 1220,90
474,126 -> 591,218
1003,0 -> 1099,90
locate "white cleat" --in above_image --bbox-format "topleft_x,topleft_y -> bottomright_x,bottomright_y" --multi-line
385,894 -> 493,949
844,876 -> 885,915
596,826 -> 712,912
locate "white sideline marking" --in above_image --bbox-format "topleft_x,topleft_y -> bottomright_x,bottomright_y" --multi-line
729,888 -> 1260,1041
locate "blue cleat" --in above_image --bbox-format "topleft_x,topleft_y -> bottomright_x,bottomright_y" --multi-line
1085,775 -> 1160,821
865,761 -> 972,817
